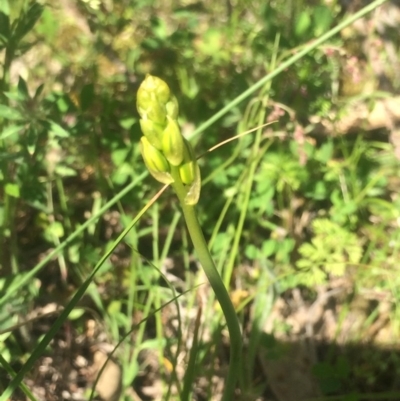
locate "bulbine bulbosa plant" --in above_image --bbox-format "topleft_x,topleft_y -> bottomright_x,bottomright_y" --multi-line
137,74 -> 242,401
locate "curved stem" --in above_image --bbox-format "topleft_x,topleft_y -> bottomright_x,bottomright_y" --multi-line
171,169 -> 242,401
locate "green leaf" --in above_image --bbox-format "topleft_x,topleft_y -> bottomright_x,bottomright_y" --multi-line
54,165 -> 77,177
111,148 -> 129,166
26,125 -> 38,154
262,239 -> 276,258
0,104 -> 22,120
295,11 -> 311,38
49,121 -> 70,138
14,40 -> 37,56
107,300 -> 121,315
296,268 -> 327,287
119,117 -> 136,129
56,96 -> 70,113
313,5 -> 333,37
296,218 -> 362,280
0,0 -> 10,15
0,35 -> 7,48
138,338 -> 167,352
46,221 -> 64,238
111,163 -> 133,185
3,90 -> 24,102
315,141 -> 333,163
5,183 -> 20,198
0,124 -> 23,140
13,2 -> 44,44
245,244 -> 259,260
35,7 -> 58,42
124,360 -> 139,386
310,180 -> 327,200
0,11 -> 10,41
68,308 -> 85,320
17,76 -> 29,99
33,83 -> 44,99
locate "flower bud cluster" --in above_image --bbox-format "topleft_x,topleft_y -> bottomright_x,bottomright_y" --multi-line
137,74 -> 201,205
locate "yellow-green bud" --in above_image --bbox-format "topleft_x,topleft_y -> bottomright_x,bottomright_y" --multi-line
179,138 -> 201,204
162,116 -> 184,166
139,119 -> 164,150
137,75 -> 170,109
182,137 -> 196,161
140,137 -> 174,184
145,75 -> 171,104
145,99 -> 167,126
137,75 -> 171,124
178,138 -> 198,184
184,163 -> 201,205
136,85 -> 151,116
166,96 -> 179,119
136,75 -> 201,201
179,160 -> 195,185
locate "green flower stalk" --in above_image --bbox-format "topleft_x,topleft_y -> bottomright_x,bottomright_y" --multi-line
136,74 -> 242,401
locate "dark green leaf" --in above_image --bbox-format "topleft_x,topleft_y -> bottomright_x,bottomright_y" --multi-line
14,40 -> 38,56
17,76 -> 29,99
313,5 -> 333,37
0,11 -> 10,40
13,2 -> 44,44
26,125 -> 38,155
0,37 -> 7,48
33,83 -> 44,100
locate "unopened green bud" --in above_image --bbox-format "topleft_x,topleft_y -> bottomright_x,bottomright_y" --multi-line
184,162 -> 201,205
140,137 -> 174,184
162,116 -> 184,166
179,160 -> 195,185
166,96 -> 179,119
178,138 -> 197,184
137,75 -> 170,107
145,75 -> 171,104
140,119 -> 164,150
137,75 -> 171,124
146,99 -> 167,126
179,138 -> 201,204
136,75 -> 201,200
136,85 -> 151,116
182,137 -> 196,161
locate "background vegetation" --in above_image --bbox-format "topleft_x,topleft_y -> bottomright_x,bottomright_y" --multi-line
1,0 -> 400,400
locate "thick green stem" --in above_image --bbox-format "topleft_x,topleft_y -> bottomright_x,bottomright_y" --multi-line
171,168 -> 242,401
